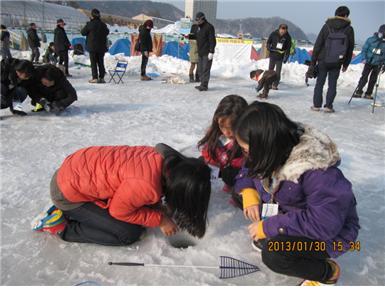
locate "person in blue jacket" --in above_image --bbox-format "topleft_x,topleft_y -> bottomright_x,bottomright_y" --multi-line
353,25 -> 385,99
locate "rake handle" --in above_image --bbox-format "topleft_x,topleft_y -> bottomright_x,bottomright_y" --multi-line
108,262 -> 145,266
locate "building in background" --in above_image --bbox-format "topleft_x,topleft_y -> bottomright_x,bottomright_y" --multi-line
185,0 -> 217,24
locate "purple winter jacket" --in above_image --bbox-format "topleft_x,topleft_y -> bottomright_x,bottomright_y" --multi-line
235,125 -> 360,258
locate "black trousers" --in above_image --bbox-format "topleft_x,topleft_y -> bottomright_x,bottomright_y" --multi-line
268,57 -> 283,86
58,50 -> 69,75
89,52 -> 106,79
198,55 -> 213,88
261,235 -> 332,283
313,63 -> 341,109
357,63 -> 381,95
1,85 -> 28,109
141,52 -> 149,76
61,203 -> 144,246
31,47 -> 40,62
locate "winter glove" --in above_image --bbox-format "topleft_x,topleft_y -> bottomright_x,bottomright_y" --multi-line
283,54 -> 289,64
219,166 -> 240,187
208,53 -> 214,61
306,65 -> 316,79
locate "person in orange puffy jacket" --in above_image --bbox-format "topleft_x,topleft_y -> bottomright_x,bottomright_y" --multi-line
198,95 -> 248,190
36,143 -> 211,246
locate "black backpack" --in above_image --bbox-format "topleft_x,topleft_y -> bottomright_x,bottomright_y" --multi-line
324,25 -> 349,65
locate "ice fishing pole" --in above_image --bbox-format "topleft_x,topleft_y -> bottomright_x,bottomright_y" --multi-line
371,64 -> 384,113
108,256 -> 260,279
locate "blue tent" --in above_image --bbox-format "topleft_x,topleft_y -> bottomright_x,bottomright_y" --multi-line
162,41 -> 190,61
109,38 -> 131,56
288,48 -> 311,64
351,53 -> 363,64
71,37 -> 87,52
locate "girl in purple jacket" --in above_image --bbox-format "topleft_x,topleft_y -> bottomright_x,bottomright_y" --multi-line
234,101 -> 359,285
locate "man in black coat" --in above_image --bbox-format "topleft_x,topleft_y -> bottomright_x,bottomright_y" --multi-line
309,6 -> 355,113
81,9 -> 110,83
36,65 -> 77,113
54,19 -> 71,77
266,24 -> 292,90
27,23 -> 40,63
139,20 -> 154,81
195,12 -> 216,91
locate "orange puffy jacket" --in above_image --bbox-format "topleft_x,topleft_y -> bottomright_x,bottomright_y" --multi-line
57,146 -> 164,227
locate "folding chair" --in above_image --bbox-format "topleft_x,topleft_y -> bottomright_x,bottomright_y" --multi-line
108,60 -> 128,84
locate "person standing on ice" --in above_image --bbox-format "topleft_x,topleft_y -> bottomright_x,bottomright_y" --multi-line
195,12 -> 216,91
266,24 -> 292,90
352,24 -> 385,100
81,9 -> 109,84
186,22 -> 200,83
139,19 -> 154,81
308,6 -> 355,113
33,144 -> 211,245
0,25 -> 12,60
234,101 -> 360,286
54,19 -> 71,77
27,23 -> 41,63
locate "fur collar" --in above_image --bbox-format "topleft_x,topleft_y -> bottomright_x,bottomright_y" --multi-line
269,124 -> 340,192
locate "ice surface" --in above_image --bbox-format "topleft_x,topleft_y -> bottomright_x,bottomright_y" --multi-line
1,53 -> 384,285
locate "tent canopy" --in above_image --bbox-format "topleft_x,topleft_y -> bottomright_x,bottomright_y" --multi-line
109,38 -> 131,56
71,37 -> 87,52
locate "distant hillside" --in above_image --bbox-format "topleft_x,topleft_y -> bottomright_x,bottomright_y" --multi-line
216,17 -> 308,41
66,1 -> 184,21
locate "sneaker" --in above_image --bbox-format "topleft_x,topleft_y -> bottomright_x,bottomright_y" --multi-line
32,205 -> 66,235
189,74 -> 194,83
364,94 -> 373,100
98,78 -> 106,84
310,106 -> 321,112
251,239 -> 267,252
271,85 -> 278,90
195,85 -> 208,91
299,259 -> 340,286
324,107 -> 335,113
141,75 -> 152,81
352,91 -> 363,98
89,78 -> 98,83
257,93 -> 268,99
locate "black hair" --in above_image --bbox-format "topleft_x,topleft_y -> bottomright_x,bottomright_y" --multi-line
30,23 -> 36,27
335,6 -> 350,17
49,42 -> 54,47
1,24 -> 6,29
162,154 -> 211,238
14,60 -> 34,77
91,8 -> 100,18
41,65 -> 63,81
250,70 -> 257,79
198,95 -> 248,164
234,101 -> 303,179
279,24 -> 288,30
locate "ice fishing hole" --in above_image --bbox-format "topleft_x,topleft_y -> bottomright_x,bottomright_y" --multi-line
168,231 -> 197,249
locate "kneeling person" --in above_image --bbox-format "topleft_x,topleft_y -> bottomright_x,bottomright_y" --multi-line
250,69 -> 278,99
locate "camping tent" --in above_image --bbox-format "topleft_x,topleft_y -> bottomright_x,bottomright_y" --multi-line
71,37 -> 87,52
288,48 -> 311,64
351,53 -> 363,64
109,38 -> 131,56
162,41 -> 189,60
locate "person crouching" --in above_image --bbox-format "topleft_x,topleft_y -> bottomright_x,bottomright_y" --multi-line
250,69 -> 278,99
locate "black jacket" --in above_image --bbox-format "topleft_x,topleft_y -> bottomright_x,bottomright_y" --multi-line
27,28 -> 40,48
311,17 -> 355,68
267,30 -> 292,61
54,26 -> 71,52
196,21 -> 216,57
81,17 -> 109,53
36,65 -> 77,107
188,24 -> 199,40
139,25 -> 153,52
1,30 -> 10,42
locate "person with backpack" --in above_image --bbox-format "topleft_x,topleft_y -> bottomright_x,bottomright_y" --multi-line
266,24 -> 292,90
352,25 -> 385,99
308,6 -> 355,113
1,24 -> 12,60
54,19 -> 71,77
138,20 -> 154,81
81,9 -> 110,84
27,23 -> 40,63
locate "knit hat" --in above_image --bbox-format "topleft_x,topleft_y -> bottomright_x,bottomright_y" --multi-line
144,19 -> 154,29
379,24 -> 385,34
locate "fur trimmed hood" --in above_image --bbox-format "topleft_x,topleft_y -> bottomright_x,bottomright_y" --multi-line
270,124 -> 340,191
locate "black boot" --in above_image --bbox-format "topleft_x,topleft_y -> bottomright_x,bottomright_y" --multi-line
195,74 -> 200,82
189,74 -> 194,83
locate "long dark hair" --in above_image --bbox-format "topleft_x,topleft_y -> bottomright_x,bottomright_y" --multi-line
162,154 -> 211,238
234,101 -> 303,179
198,95 -> 248,163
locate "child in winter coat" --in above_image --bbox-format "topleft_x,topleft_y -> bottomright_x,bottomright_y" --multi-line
250,69 -> 278,99
33,144 -> 211,245
233,101 -> 360,285
198,95 -> 248,192
43,42 -> 58,65
353,24 -> 385,99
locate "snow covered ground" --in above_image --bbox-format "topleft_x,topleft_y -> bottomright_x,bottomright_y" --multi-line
1,54 -> 384,285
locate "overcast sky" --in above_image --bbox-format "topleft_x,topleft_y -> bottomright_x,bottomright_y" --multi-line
163,0 -> 384,43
